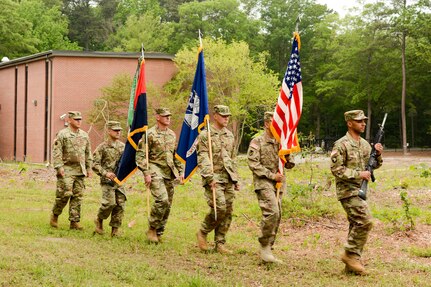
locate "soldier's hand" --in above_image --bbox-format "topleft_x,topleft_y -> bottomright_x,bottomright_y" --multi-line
374,143 -> 384,155
106,172 -> 116,180
145,174 -> 152,188
234,183 -> 240,191
274,172 -> 284,182
360,171 -> 371,181
209,180 -> 216,190
57,167 -> 65,177
178,176 -> 185,185
87,170 -> 92,178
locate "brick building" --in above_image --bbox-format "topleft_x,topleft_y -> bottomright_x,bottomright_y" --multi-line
0,50 -> 176,163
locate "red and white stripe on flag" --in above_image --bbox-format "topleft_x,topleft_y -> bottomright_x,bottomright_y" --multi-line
270,32 -> 303,166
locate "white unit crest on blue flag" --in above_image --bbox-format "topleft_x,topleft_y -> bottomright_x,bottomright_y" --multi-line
175,47 -> 209,182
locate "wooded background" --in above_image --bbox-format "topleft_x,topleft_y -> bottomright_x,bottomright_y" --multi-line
2,0 -> 430,151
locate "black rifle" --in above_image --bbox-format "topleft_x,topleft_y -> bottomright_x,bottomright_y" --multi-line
358,113 -> 388,200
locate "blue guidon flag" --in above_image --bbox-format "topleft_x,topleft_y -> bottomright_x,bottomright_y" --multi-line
115,56 -> 148,185
175,46 -> 209,182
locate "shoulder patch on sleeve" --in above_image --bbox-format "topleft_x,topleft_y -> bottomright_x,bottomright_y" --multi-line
249,142 -> 259,150
330,149 -> 339,163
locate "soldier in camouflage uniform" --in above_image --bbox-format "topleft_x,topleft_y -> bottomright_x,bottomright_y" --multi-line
247,112 -> 295,264
92,121 -> 126,237
50,111 -> 92,230
330,110 -> 383,275
196,105 -> 240,254
136,108 -> 184,243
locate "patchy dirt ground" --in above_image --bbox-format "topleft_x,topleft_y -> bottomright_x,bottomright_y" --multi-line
1,151 -> 431,286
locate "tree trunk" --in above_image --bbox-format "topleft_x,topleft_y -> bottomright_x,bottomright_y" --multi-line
366,100 -> 372,142
401,30 -> 407,154
315,107 -> 321,140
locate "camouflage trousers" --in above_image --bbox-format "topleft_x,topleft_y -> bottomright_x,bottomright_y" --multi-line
148,175 -> 175,236
52,175 -> 85,222
97,184 -> 126,228
256,188 -> 282,247
200,181 -> 236,244
340,196 -> 373,256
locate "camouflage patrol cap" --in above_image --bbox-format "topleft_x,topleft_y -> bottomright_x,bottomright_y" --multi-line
344,110 -> 368,122
68,111 -> 82,120
264,112 -> 274,122
106,121 -> 122,131
214,105 -> 231,116
156,107 -> 172,116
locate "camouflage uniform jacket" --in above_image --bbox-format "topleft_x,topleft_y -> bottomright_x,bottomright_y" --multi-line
92,139 -> 125,185
136,125 -> 183,179
330,132 -> 383,200
247,133 -> 294,191
52,127 -> 92,176
197,124 -> 238,186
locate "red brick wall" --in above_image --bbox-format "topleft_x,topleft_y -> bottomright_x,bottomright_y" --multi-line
0,54 -> 177,163
0,67 -> 16,161
26,61 -> 47,162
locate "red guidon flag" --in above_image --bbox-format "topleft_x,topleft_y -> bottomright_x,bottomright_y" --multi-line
270,32 -> 303,174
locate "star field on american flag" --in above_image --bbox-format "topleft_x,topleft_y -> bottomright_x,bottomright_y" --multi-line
285,46 -> 302,100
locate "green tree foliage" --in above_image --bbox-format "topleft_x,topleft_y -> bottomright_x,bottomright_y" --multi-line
333,3 -> 401,140
159,0 -> 200,22
114,0 -> 163,25
63,0 -> 107,50
17,0 -> 80,52
107,12 -> 174,53
165,38 -> 279,151
97,0 -> 119,37
0,0 -> 78,59
302,13 -> 341,140
0,0 -> 37,59
247,0 -> 332,76
171,0 -> 263,53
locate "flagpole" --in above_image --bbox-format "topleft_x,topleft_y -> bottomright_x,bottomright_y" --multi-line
141,43 -> 150,219
199,30 -> 217,221
207,119 -> 217,221
295,15 -> 301,33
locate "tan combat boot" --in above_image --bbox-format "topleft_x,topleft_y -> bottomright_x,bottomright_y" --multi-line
146,227 -> 159,243
260,245 -> 283,264
70,221 -> 83,231
94,218 -> 104,235
50,213 -> 58,228
111,227 -> 119,237
341,251 -> 366,275
196,230 -> 208,251
216,244 -> 233,255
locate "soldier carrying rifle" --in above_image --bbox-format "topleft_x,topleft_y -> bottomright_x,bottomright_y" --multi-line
330,110 -> 384,275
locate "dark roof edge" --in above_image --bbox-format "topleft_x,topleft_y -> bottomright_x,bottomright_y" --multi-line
0,50 -> 174,69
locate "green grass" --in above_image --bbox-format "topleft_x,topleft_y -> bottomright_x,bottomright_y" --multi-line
1,154 -> 431,286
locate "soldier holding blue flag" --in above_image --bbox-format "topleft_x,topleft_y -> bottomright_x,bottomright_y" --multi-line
136,108 -> 184,243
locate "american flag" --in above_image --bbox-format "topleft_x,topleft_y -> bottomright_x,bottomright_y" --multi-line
270,32 -> 303,170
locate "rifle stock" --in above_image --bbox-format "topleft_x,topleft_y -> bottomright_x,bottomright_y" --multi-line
358,113 -> 387,200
